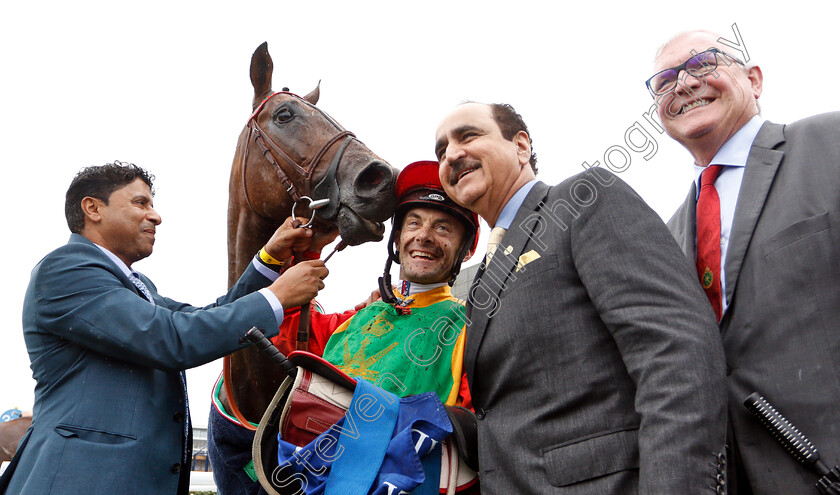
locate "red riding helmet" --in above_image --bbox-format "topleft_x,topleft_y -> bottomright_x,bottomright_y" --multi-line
382,161 -> 480,290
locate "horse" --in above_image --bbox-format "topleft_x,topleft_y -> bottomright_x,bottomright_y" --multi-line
219,42 -> 397,429
0,416 -> 32,463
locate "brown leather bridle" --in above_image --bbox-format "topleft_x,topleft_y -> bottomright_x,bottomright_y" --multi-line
240,91 -> 356,224
225,91 -> 355,430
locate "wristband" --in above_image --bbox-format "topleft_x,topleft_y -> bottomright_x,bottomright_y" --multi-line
259,247 -> 285,267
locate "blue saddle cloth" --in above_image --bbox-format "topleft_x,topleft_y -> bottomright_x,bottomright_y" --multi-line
274,379 -> 452,495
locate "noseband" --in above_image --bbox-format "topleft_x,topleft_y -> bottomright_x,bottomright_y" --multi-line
241,91 -> 355,223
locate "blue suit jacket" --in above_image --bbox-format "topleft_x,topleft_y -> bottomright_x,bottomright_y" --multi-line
1,234 -> 280,494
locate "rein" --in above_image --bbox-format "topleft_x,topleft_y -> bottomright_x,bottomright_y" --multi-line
222,355 -> 256,430
225,91 -> 355,430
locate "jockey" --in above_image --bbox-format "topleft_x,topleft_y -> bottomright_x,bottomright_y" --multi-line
276,159 -> 478,406
208,160 -> 479,494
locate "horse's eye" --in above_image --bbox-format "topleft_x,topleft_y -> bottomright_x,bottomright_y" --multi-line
275,107 -> 294,123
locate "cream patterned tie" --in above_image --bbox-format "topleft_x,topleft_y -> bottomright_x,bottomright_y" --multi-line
486,226 -> 508,260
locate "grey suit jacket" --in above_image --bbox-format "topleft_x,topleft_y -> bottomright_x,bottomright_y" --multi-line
465,172 -> 728,494
668,113 -> 840,494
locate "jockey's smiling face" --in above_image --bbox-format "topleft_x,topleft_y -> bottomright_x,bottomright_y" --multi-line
396,207 -> 465,285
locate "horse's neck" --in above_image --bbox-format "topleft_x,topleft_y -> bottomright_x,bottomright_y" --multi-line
225,131 -> 296,422
225,193 -> 290,422
227,132 -> 293,287
228,181 -> 280,286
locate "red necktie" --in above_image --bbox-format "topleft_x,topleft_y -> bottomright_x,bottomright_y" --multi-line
696,165 -> 724,320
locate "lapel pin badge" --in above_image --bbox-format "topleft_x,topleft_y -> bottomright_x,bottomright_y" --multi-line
516,250 -> 541,272
702,267 -> 714,289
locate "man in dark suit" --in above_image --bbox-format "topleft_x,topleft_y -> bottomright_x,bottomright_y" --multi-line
434,102 -> 729,494
1,161 -> 328,494
651,30 -> 840,494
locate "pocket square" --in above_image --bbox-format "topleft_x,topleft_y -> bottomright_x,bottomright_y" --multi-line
516,250 -> 541,272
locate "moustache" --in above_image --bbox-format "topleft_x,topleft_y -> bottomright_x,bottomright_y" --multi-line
448,159 -> 481,186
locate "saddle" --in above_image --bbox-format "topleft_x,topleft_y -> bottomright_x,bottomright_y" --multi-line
252,351 -> 478,494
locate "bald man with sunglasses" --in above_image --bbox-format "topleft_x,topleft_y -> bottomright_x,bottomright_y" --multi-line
650,30 -> 840,494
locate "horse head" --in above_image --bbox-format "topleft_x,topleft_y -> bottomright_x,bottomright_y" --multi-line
228,42 -> 397,285
223,42 -> 398,422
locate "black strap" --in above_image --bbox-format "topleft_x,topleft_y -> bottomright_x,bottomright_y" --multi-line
444,405 -> 479,472
311,135 -> 355,221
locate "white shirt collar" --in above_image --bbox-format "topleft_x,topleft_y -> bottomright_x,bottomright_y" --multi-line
693,115 -> 764,189
399,280 -> 447,297
94,243 -> 134,277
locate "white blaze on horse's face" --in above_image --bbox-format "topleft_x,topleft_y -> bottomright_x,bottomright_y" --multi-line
396,207 -> 465,284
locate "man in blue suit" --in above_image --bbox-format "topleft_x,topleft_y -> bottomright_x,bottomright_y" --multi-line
0,161 -> 329,494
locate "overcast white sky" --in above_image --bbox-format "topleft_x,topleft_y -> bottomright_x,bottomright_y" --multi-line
2,0 -> 836,426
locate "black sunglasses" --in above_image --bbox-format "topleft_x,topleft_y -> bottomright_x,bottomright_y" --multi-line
646,48 -> 744,97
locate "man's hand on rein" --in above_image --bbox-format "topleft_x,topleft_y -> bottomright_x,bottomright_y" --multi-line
270,261 -> 329,309
263,217 -> 314,262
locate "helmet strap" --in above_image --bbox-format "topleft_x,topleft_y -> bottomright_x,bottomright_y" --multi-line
379,255 -> 414,315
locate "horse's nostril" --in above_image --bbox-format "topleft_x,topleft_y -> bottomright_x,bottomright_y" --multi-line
361,167 -> 382,186
355,162 -> 393,192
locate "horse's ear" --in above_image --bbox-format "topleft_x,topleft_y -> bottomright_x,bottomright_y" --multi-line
250,42 -> 273,110
303,80 -> 320,105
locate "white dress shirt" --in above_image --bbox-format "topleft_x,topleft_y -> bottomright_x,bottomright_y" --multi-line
692,115 -> 764,314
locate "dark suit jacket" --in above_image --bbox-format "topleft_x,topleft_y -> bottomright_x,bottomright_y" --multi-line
465,173 -> 728,494
668,113 -> 840,494
1,234 -> 279,494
